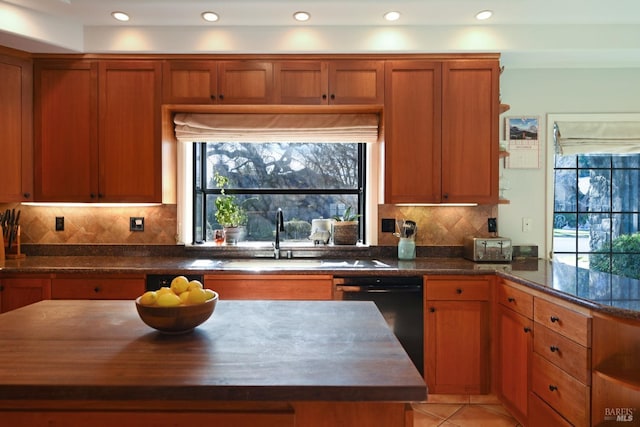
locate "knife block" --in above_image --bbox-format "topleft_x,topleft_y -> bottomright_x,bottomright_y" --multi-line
3,225 -> 25,259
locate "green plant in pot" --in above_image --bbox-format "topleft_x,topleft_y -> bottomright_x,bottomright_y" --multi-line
214,172 -> 247,244
332,206 -> 360,245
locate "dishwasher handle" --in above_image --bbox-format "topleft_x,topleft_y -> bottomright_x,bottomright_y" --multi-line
336,284 -> 422,293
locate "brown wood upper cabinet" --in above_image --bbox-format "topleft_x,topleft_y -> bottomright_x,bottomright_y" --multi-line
273,60 -> 384,105
163,60 -> 273,104
34,60 -> 162,203
385,59 -> 499,204
0,54 -> 33,202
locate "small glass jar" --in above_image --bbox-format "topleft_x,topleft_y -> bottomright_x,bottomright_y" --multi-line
398,237 -> 416,260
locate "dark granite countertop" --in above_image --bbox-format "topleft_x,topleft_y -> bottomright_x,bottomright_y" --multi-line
1,248 -> 639,321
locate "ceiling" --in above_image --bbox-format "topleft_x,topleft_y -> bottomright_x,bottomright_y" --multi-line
1,0 -> 640,68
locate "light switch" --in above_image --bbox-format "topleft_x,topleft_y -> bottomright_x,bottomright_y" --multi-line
130,217 -> 144,231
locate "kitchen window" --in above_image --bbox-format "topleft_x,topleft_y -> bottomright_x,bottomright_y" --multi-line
551,115 -> 640,284
191,142 -> 365,244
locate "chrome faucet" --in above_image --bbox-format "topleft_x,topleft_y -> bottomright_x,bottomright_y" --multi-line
274,208 -> 285,259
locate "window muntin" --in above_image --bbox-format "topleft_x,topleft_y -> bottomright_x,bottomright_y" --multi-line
193,142 -> 364,244
553,152 -> 640,279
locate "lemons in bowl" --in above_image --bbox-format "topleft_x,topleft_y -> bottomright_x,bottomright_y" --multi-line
135,276 -> 218,333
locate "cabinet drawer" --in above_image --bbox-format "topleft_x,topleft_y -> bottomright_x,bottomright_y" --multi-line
532,353 -> 590,427
204,275 -> 333,300
425,277 -> 490,301
534,297 -> 591,346
497,280 -> 533,318
534,324 -> 591,384
52,278 -> 145,300
529,392 -> 572,427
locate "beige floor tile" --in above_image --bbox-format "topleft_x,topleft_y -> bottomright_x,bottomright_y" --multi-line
446,405 -> 518,427
468,394 -> 502,404
413,403 -> 463,420
413,409 -> 447,427
476,404 -> 514,418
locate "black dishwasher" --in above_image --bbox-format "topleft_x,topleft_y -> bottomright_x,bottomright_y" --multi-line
334,276 -> 424,376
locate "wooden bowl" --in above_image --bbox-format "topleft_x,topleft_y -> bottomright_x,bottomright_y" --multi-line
135,292 -> 218,334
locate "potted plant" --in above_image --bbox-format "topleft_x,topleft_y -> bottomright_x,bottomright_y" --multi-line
214,172 -> 247,244
332,206 -> 360,245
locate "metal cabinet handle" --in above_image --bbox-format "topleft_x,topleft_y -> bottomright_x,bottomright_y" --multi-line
523,327 -> 531,333
549,385 -> 558,392
456,288 -> 463,294
550,345 -> 560,353
429,307 -> 435,313
93,286 -> 101,293
550,316 -> 560,323
507,297 -> 515,303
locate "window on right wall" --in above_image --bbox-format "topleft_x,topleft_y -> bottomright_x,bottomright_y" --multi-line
550,115 -> 640,283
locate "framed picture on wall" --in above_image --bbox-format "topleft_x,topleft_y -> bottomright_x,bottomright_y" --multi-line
505,116 -> 540,169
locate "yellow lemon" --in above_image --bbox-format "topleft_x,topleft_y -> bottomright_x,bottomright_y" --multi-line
157,292 -> 181,307
156,286 -> 173,295
179,290 -> 191,304
170,275 -> 190,295
139,291 -> 158,306
188,287 -> 209,305
187,280 -> 204,291
204,288 -> 217,301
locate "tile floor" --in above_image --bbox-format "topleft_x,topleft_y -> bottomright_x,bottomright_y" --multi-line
412,395 -> 522,427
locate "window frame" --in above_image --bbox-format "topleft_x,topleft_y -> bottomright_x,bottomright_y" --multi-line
191,142 -> 368,245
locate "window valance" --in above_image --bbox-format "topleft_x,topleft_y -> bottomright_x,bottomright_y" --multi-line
174,112 -> 380,143
555,121 -> 640,155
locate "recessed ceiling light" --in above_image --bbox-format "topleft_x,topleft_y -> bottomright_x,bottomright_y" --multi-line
475,10 -> 493,21
384,11 -> 401,22
201,11 -> 219,22
293,11 -> 311,22
111,11 -> 130,22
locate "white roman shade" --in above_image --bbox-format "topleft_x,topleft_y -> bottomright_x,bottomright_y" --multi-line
174,112 -> 380,143
555,121 -> 640,155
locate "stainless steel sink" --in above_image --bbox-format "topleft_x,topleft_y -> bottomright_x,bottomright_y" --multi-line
188,259 -> 391,270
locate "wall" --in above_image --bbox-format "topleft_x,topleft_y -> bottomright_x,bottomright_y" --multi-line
498,67 -> 640,258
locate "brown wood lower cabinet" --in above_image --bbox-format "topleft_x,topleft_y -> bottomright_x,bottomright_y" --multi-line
51,275 -> 145,299
0,276 -> 51,313
204,274 -> 333,300
0,401 -> 409,427
424,275 -> 492,394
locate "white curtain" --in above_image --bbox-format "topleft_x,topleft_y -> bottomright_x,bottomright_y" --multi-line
555,121 -> 640,155
174,113 -> 380,143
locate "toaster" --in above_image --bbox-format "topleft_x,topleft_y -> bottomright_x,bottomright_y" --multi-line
463,236 -> 512,262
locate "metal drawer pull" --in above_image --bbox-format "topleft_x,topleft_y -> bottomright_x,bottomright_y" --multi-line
550,345 -> 560,353
550,316 -> 560,323
523,327 -> 531,333
507,297 -> 515,303
456,288 -> 463,294
94,286 -> 101,293
549,385 -> 558,392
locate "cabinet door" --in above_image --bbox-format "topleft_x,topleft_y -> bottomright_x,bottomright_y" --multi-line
441,60 -> 499,204
425,300 -> 489,393
98,61 -> 162,203
328,61 -> 384,104
217,61 -> 273,104
497,304 -> 532,425
273,61 -> 329,104
162,60 -> 218,104
0,277 -> 51,313
204,274 -> 333,300
0,54 -> 33,202
384,61 -> 442,203
34,60 -> 98,202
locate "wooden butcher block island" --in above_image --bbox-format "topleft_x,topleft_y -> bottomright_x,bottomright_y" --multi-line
0,299 -> 426,427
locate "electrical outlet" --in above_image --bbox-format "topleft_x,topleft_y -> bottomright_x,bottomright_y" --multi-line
130,217 -> 144,232
381,218 -> 395,233
522,217 -> 532,232
488,218 -> 497,233
55,216 -> 64,231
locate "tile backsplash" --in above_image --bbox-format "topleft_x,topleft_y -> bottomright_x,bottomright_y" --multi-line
0,203 -> 177,245
1,203 -> 496,247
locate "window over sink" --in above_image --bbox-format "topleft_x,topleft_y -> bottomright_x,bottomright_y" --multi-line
190,142 -> 367,245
